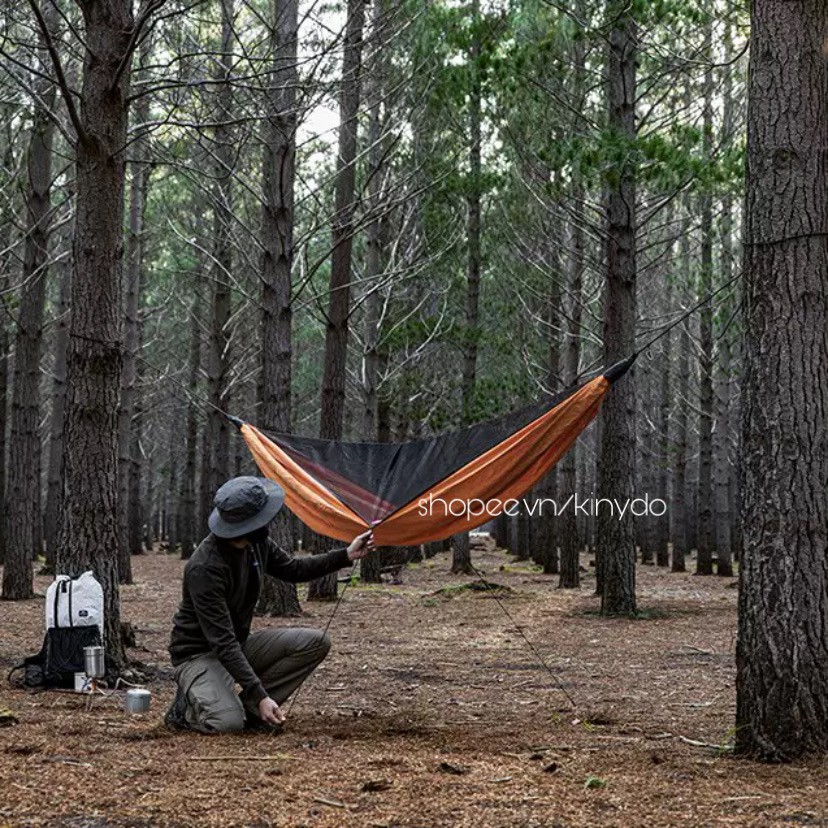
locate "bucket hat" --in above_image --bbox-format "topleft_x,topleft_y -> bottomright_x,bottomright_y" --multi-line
208,476 -> 285,539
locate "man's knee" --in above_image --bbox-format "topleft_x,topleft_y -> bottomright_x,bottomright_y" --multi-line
199,704 -> 245,734
289,628 -> 331,664
300,629 -> 331,660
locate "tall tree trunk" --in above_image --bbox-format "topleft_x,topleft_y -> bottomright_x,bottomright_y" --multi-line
461,0 -> 482,422
451,0 -> 482,578
361,0 -> 388,442
735,0 -> 828,761
117,68 -> 150,582
0,120 -> 13,567
450,532 -> 472,575
308,0 -> 367,601
637,354 -> 654,565
514,508 -> 530,562
558,179 -> 584,588
450,534 -> 474,576
57,0 -> 137,663
492,513 -> 508,551
0,306 -> 6,567
44,252 -> 71,572
655,264 -> 672,568
201,0 -> 235,529
671,201 -> 691,573
257,0 -> 301,617
713,297 -> 733,577
180,243 -> 203,560
597,0 -> 637,616
358,0 -> 389,586
538,204 -> 561,575
142,424 -> 154,552
2,3 -> 57,599
713,18 -> 735,579
165,424 -> 179,550
127,351 -> 144,557
696,20 -> 715,576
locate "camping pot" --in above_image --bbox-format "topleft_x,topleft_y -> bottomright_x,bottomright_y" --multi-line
124,688 -> 151,714
83,645 -> 105,678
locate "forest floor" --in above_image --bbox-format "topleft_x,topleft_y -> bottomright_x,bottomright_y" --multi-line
1,540 -> 827,828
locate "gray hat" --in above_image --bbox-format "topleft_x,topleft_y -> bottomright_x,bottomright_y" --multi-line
208,476 -> 285,539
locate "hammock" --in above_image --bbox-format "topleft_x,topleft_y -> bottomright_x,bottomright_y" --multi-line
234,357 -> 634,546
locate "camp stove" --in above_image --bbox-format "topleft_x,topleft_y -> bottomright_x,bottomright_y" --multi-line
78,646 -> 152,713
82,645 -> 105,692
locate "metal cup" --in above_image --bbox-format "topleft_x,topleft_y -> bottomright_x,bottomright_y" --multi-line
124,688 -> 151,713
83,645 -> 105,679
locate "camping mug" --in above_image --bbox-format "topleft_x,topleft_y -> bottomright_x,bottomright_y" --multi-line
124,688 -> 151,714
83,645 -> 105,678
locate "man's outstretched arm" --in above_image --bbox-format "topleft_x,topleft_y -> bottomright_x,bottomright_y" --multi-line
264,531 -> 374,582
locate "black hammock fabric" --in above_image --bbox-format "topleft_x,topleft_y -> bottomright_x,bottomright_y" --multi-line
237,358 -> 635,545
262,386 -> 575,525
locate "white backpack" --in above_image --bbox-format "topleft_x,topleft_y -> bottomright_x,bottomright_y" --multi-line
45,571 -> 104,635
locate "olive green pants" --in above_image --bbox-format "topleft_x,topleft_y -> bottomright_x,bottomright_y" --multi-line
173,627 -> 331,733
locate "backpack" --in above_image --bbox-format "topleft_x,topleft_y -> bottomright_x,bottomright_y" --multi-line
45,571 -> 104,631
8,571 -> 106,690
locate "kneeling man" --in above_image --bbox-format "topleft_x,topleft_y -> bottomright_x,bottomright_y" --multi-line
166,475 -> 371,733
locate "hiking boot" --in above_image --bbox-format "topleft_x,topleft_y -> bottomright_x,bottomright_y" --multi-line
164,686 -> 190,732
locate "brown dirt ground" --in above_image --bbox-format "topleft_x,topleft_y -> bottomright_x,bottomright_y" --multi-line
1,543 -> 827,828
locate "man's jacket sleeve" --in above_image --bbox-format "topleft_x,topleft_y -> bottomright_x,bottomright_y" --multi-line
264,540 -> 350,582
187,562 -> 268,705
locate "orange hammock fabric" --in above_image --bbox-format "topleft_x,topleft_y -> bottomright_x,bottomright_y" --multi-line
240,373 -> 611,546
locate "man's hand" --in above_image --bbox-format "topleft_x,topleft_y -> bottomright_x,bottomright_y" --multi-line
347,530 -> 374,561
258,697 -> 285,726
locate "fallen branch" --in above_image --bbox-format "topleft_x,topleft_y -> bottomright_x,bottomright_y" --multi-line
187,754 -> 294,761
680,645 -> 715,655
313,796 -> 348,809
678,735 -> 734,752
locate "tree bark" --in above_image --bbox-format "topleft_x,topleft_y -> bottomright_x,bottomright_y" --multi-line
361,0 -> 389,442
514,507 -> 530,562
318,0 -> 366,441
671,199 -> 691,574
695,20 -> 715,576
201,0 -> 235,527
360,546 -> 384,582
57,0 -> 137,663
655,266 -> 672,568
451,0 -> 484,579
450,532 -> 473,575
117,71 -> 150,582
492,513 -> 508,552
127,351 -> 144,557
308,0 -> 367,602
735,0 -> 828,761
118,102 -> 149,584
257,0 -> 300,616
0,116 -> 13,567
2,2 -> 57,599
44,250 -> 71,573
637,354 -> 654,566
597,1 -> 637,616
180,241 -> 203,560
713,18 -> 735,579
461,0 -> 482,422
557,200 -> 583,587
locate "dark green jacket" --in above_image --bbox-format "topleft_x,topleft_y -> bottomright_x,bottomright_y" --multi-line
169,534 -> 349,704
